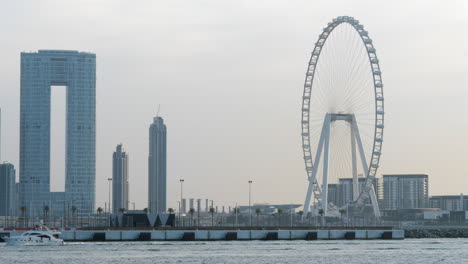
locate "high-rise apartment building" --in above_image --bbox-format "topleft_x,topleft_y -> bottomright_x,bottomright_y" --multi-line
0,163 -> 16,216
327,177 -> 378,207
327,184 -> 339,206
112,144 -> 129,213
148,116 -> 167,213
383,174 -> 429,210
430,194 -> 468,211
19,50 -> 96,216
0,108 -> 2,162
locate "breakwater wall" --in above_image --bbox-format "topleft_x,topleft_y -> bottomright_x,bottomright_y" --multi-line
3,229 -> 404,241
405,228 -> 468,238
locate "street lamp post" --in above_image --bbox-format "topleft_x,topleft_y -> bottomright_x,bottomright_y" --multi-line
210,200 -> 214,227
248,180 -> 252,228
235,202 -> 238,228
180,179 -> 184,226
290,204 -> 293,228
107,178 -> 112,214
177,201 -> 181,227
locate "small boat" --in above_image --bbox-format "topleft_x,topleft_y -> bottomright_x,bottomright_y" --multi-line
4,225 -> 63,246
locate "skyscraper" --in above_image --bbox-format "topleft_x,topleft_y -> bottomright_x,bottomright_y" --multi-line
383,174 -> 429,209
0,108 -> 2,162
19,50 -> 96,216
0,163 -> 16,216
148,116 -> 167,213
112,144 -> 129,213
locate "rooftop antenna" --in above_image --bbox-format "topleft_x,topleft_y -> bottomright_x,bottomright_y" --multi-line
156,104 -> 161,118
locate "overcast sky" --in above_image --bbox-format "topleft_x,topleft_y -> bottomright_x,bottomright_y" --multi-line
1,0 -> 468,210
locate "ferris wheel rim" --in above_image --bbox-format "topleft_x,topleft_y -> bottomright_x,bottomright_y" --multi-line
301,15 -> 384,202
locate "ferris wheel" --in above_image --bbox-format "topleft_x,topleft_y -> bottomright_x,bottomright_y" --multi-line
301,16 -> 384,217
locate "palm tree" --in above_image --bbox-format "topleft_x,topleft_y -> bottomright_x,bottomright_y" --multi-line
298,210 -> 304,225
97,207 -> 103,226
189,208 -> 195,226
71,205 -> 77,227
232,207 -> 240,228
20,205 -> 27,217
143,208 -> 148,214
255,208 -> 261,227
277,208 -> 283,228
20,206 -> 27,227
339,209 -> 346,225
119,208 -> 126,214
168,208 -> 174,214
43,205 -> 50,223
209,207 -> 215,227
318,208 -> 325,226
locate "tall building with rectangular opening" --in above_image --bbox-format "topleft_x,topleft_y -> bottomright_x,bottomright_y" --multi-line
112,144 -> 129,213
19,50 -> 96,216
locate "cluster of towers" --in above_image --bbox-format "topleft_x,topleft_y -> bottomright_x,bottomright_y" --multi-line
0,50 -> 167,218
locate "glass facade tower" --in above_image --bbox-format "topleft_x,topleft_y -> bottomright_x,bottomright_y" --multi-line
112,144 -> 129,213
148,116 -> 167,213
19,50 -> 96,216
0,163 -> 16,216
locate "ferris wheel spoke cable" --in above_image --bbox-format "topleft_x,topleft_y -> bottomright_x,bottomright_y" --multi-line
341,59 -> 371,106
341,39 -> 370,88
333,28 -> 360,94
339,30 -> 363,95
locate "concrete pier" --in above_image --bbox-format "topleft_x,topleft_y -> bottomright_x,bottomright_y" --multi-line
0,229 -> 404,242
2,229 -> 405,241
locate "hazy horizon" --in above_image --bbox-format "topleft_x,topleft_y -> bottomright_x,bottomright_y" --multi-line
1,0 -> 468,211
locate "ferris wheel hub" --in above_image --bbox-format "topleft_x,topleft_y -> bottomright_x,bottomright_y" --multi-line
329,113 -> 353,122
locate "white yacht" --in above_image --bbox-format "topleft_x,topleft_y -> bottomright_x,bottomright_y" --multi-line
4,225 -> 63,246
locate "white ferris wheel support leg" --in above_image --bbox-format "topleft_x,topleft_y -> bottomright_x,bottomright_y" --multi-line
321,115 -> 331,216
368,184 -> 381,218
351,115 -> 381,218
350,123 -> 359,201
303,114 -> 331,216
350,115 -> 368,180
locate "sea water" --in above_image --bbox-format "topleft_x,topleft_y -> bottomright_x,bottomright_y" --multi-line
1,238 -> 467,263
